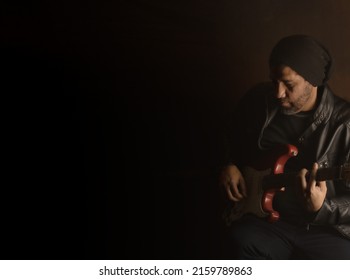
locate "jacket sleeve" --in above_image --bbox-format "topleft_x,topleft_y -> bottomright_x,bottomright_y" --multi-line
313,192 -> 350,225
313,121 -> 350,225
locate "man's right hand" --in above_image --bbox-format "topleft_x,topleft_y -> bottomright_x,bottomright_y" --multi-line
219,164 -> 247,202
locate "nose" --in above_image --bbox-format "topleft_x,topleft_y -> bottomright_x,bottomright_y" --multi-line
276,82 -> 286,99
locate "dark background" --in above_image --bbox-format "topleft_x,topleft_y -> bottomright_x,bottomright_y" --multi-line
1,0 -> 350,259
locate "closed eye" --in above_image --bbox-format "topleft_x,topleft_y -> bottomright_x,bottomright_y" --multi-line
285,83 -> 294,90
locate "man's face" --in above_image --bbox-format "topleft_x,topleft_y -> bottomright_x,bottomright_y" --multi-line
269,65 -> 317,115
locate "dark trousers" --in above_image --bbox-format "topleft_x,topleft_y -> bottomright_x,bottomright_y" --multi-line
227,215 -> 350,259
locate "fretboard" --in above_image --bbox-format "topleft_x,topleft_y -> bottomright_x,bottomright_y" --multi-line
262,166 -> 344,190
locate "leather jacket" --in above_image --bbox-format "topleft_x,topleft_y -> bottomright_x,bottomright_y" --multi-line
226,82 -> 350,238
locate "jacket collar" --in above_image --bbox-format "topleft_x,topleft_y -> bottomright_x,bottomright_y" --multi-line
312,85 -> 334,127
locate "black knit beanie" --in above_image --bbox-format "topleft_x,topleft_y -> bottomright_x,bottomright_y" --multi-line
269,35 -> 333,86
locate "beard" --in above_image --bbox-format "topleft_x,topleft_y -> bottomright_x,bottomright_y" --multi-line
280,84 -> 313,115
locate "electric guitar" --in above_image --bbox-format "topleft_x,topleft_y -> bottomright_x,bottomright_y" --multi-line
223,144 -> 350,225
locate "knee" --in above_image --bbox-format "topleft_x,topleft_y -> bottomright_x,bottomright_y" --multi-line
226,228 -> 263,259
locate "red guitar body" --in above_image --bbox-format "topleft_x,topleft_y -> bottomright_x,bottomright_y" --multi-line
223,144 -> 299,225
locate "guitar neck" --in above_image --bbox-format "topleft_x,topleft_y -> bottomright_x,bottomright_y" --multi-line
262,166 -> 344,190
315,166 -> 345,181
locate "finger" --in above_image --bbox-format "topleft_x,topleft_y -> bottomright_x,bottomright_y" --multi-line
298,168 -> 308,192
230,180 -> 244,200
226,188 -> 238,202
226,180 -> 243,201
225,182 -> 240,202
226,189 -> 240,202
309,163 -> 318,192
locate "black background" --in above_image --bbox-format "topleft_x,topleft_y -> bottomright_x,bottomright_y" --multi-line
1,0 -> 350,259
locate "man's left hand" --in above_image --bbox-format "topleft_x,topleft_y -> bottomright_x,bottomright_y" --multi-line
298,162 -> 327,212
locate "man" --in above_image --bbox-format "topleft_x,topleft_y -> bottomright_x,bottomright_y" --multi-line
219,35 -> 350,259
